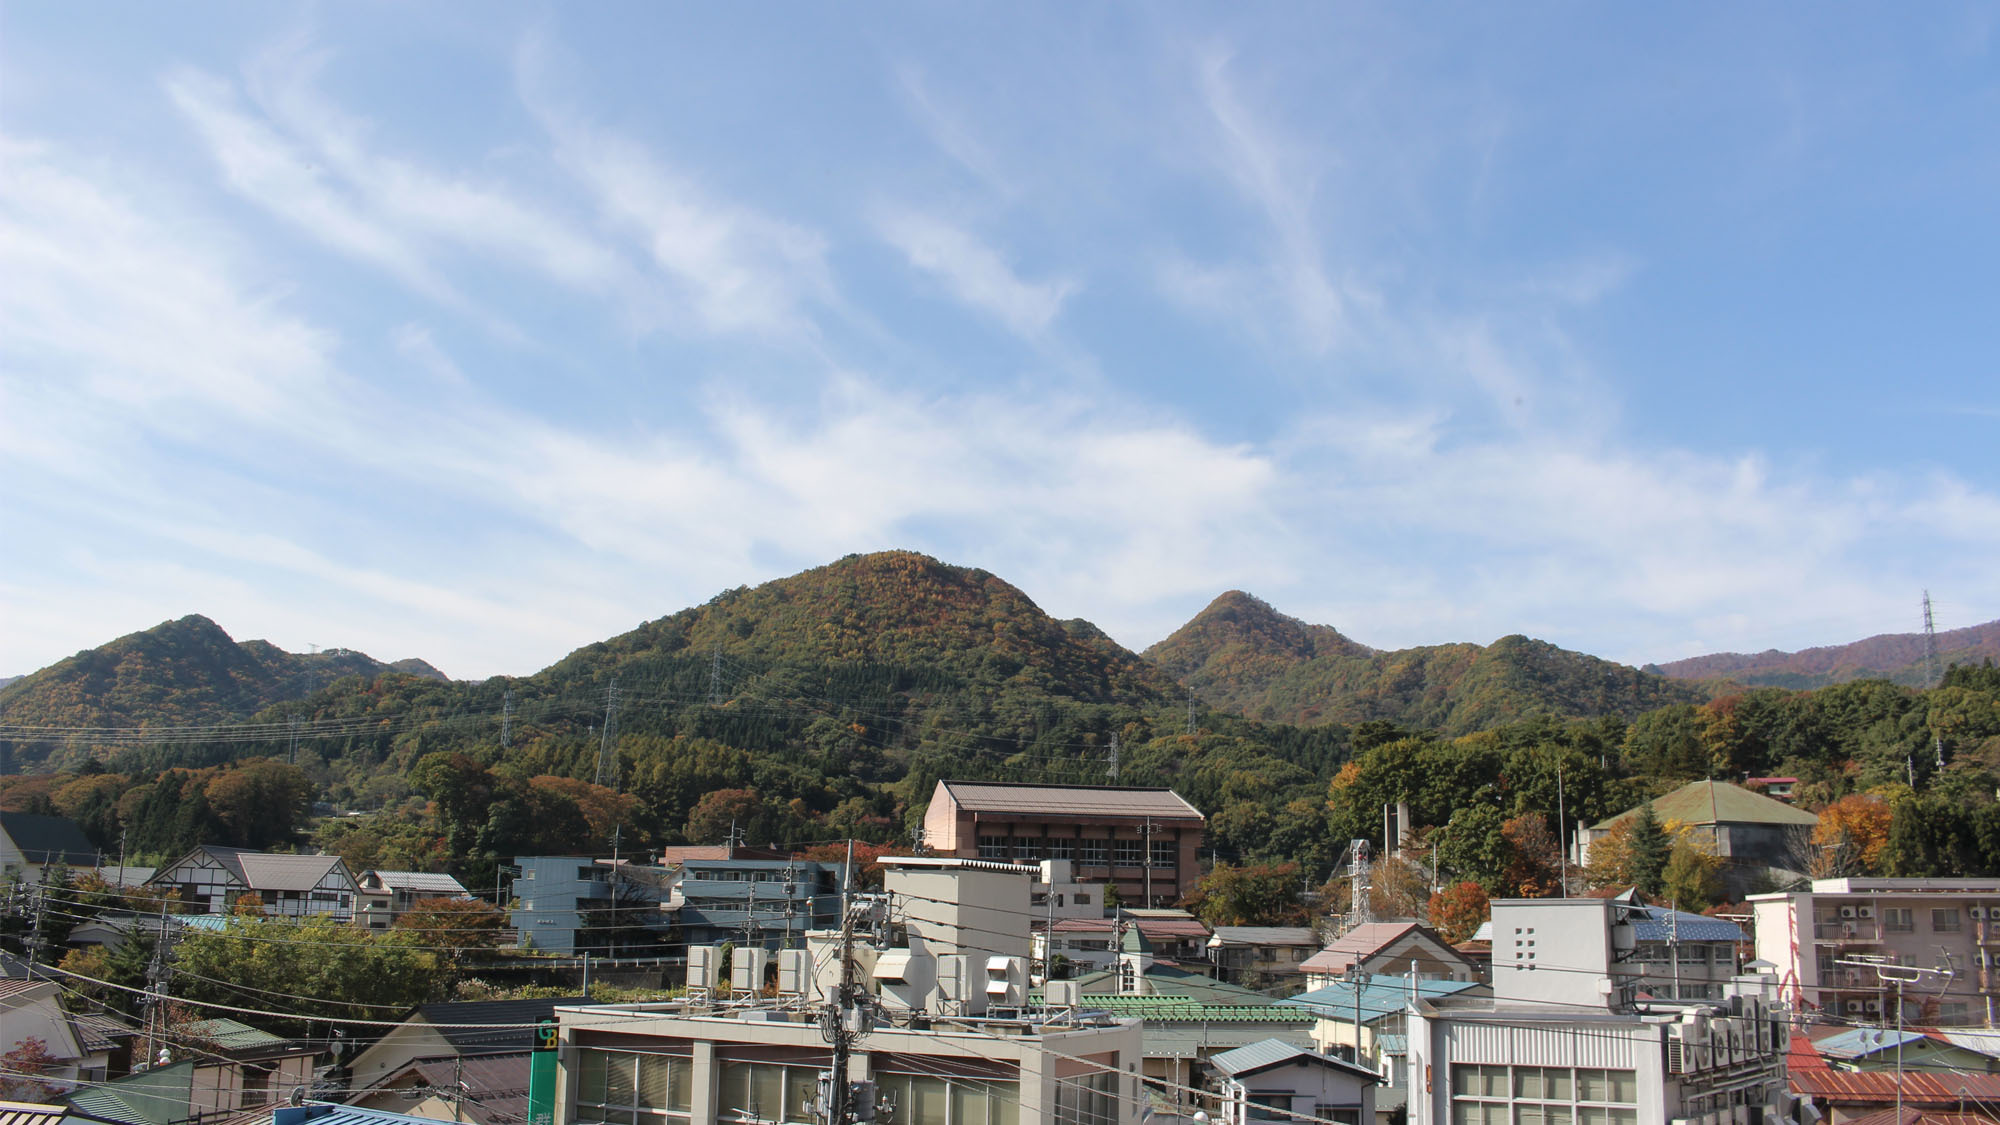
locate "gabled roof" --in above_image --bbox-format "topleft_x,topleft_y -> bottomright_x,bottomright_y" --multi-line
237,853 -> 351,892
0,813 -> 98,866
1280,975 -> 1485,1023
935,780 -> 1204,821
1815,1027 -> 1931,1060
1301,921 -> 1475,976
181,1017 -> 290,1053
1591,780 -> 1818,831
360,871 -> 469,896
1209,1038 -> 1380,1082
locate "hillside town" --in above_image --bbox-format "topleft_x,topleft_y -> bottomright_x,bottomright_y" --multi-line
6,774 -> 1995,1125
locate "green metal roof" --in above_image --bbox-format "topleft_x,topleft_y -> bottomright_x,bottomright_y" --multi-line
1591,780 -> 1818,830
1067,964 -> 1276,1005
182,1017 -> 288,1052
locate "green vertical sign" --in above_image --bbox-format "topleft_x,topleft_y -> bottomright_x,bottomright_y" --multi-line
528,1017 -> 559,1125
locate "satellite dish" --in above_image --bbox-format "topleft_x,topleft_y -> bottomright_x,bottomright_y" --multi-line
289,1087 -> 307,1107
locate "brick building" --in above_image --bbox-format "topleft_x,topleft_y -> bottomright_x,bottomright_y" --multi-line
920,781 -> 1205,907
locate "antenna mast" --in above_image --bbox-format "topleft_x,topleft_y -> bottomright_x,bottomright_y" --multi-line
1924,592 -> 1946,768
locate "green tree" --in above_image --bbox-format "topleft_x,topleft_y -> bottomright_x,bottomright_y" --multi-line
1660,839 -> 1724,912
171,915 -> 444,1036
1188,861 -> 1305,927
1628,803 -> 1670,898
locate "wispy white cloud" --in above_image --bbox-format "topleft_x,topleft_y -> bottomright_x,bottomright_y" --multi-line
877,211 -> 1077,339
894,64 -> 1017,199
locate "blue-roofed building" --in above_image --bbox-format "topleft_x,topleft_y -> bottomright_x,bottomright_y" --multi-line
1280,975 -> 1487,1120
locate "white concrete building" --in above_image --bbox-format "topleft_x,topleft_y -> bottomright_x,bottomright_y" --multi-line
1208,1038 -> 1378,1125
1405,898 -> 1791,1125
1750,877 -> 2000,1026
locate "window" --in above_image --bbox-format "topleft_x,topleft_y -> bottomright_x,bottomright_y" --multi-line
576,1050 -> 692,1125
1074,893 -> 1091,905
1079,840 -> 1107,866
1934,908 -> 1962,932
718,1061 -> 817,1124
980,835 -> 1008,860
1150,839 -> 1175,868
1052,1070 -> 1116,1125
874,1071 -> 1020,1125
1012,837 -> 1041,862
1112,839 -> 1143,866
1884,907 -> 1914,932
1452,1065 -> 1634,1125
1046,838 -> 1075,861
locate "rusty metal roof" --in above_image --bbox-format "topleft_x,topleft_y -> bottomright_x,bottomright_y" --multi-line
1790,1067 -> 2000,1105
937,781 -> 1203,820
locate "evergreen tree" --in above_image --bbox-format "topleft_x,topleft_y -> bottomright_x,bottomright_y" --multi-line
1628,802 -> 1670,898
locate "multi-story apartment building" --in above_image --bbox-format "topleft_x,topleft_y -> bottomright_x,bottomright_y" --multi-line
1406,897 -> 1791,1125
662,856 -> 846,949
921,781 -> 1206,907
1751,876 -> 2000,1026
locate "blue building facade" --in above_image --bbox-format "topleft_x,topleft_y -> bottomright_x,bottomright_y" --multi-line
667,858 -> 845,949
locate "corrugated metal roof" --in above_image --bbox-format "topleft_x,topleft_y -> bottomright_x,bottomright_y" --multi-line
1038,997 -> 1315,1023
182,1018 -> 288,1052
1939,1030 -> 2000,1058
1592,780 -> 1818,830
1628,905 -> 1746,943
70,1013 -> 139,1053
1069,964 -> 1274,1005
1791,1067 -> 2000,1104
1143,1026 -> 1315,1060
1280,976 -> 1484,1024
414,997 -> 591,1051
1051,918 -> 1212,940
937,781 -> 1203,820
1209,1038 -> 1378,1081
1816,1027 -> 1929,1059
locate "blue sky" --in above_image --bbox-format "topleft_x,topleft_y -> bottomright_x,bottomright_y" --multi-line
3,4 -> 1997,681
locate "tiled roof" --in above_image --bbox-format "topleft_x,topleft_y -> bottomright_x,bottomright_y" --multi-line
937,781 -> 1204,821
1210,927 -> 1317,946
361,871 -> 468,895
237,853 -> 348,893
71,1012 -> 140,1053
94,866 -> 156,888
1280,976 -> 1484,1024
402,1054 -> 530,1125
0,814 -> 98,866
1592,780 -> 1818,830
1300,922 -> 1423,974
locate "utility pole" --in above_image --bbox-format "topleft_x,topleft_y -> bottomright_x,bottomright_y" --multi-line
595,678 -> 620,788
1142,818 -> 1155,909
24,872 -> 49,978
819,889 -> 878,1125
1838,956 -> 1953,1125
140,900 -> 176,1070
1556,762 -> 1568,897
710,646 -> 724,705
1924,592 -> 1947,768
287,714 -> 302,765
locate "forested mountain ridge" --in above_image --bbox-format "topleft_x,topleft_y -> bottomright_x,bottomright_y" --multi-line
559,551 -> 1176,705
1144,594 -> 1700,733
0,614 -> 445,734
1654,618 -> 2000,689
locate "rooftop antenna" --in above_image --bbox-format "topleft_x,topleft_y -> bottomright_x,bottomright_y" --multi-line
1924,592 -> 1946,768
1106,733 -> 1120,782
594,677 -> 620,788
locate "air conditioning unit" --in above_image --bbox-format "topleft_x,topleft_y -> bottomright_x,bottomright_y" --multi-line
1856,905 -> 1875,919
733,947 -> 772,995
1046,979 -> 1082,1007
688,945 -> 720,992
1972,906 -> 1987,920
777,949 -> 812,998
1840,905 -> 1858,919
986,955 -> 1028,1007
1864,1000 -> 1881,1014
935,954 -> 977,1013
1846,1000 -> 1864,1014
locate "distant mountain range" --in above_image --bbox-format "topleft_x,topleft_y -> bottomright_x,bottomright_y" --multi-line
1651,618 -> 2000,690
1144,591 -> 1698,732
0,615 -> 446,732
5,555 -> 1992,754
